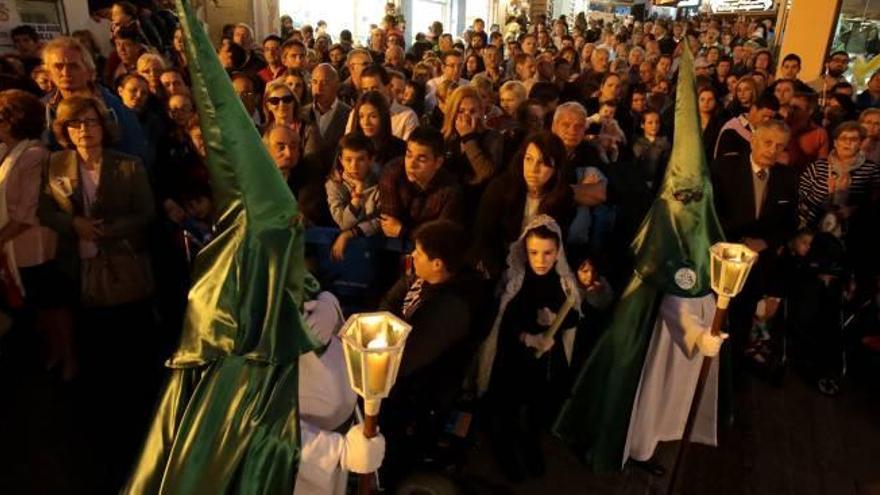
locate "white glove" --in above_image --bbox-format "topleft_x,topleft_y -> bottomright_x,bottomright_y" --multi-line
696,331 -> 728,358
303,292 -> 343,345
340,423 -> 385,474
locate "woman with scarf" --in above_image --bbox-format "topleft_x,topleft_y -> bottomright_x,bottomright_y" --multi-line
799,121 -> 880,230
796,121 -> 880,396
476,215 -> 582,481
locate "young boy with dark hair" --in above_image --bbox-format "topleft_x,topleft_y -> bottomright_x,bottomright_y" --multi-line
378,219 -> 491,488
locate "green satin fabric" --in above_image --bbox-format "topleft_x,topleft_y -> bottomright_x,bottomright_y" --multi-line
553,277 -> 659,472
552,41 -> 725,471
124,1 -> 319,493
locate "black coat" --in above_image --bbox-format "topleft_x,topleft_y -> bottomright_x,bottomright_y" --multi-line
471,172 -> 575,280
711,153 -> 798,250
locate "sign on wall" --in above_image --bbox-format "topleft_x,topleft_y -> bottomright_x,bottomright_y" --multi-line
0,0 -> 65,49
708,0 -> 774,13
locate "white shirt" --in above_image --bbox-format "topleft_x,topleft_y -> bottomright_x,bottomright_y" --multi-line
389,100 -> 419,140
426,75 -> 471,94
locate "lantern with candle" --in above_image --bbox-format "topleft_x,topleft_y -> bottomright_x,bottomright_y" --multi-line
709,242 -> 759,309
338,311 -> 412,493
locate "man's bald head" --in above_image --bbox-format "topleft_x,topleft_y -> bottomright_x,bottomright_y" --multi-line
310,63 -> 340,107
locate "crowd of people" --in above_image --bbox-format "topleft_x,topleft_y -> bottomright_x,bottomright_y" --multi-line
2,0 -> 880,491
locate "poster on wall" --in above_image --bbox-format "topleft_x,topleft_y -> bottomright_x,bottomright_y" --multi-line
0,0 -> 65,49
708,0 -> 774,14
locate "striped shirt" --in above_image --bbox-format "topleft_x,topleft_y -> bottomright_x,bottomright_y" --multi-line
798,156 -> 880,228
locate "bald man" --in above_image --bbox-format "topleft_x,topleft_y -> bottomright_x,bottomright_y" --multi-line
301,63 -> 352,174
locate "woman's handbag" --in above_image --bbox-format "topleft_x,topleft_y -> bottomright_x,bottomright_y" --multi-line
80,241 -> 154,307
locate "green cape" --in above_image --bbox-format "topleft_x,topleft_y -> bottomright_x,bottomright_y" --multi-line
124,1 -> 319,493
552,40 -> 726,472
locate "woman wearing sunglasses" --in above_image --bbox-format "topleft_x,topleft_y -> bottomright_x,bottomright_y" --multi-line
262,80 -> 302,135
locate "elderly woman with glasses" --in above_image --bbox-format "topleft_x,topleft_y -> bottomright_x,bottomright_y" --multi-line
38,96 -> 155,308
262,79 -> 302,134
38,96 -> 157,470
799,121 -> 880,230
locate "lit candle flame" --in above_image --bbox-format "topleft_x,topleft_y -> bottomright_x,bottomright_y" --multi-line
366,332 -> 390,395
368,334 -> 388,349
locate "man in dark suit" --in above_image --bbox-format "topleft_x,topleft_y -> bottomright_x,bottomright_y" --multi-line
711,119 -> 798,357
300,63 -> 352,181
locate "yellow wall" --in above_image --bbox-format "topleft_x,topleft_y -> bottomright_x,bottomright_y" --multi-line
204,0 -> 255,45
776,0 -> 843,82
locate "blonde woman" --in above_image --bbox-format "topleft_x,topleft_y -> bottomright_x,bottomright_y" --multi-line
426,78 -> 458,129
441,86 -> 504,211
262,79 -> 302,134
136,53 -> 167,95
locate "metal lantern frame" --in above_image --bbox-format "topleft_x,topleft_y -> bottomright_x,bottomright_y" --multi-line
338,311 -> 412,415
709,242 -> 759,308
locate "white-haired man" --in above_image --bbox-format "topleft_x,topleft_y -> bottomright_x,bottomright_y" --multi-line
41,36 -> 148,164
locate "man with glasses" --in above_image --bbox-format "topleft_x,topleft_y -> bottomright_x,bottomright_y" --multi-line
231,72 -> 260,127
810,50 -> 850,98
425,51 -> 468,113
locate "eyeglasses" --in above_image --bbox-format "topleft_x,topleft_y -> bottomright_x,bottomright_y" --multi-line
267,95 -> 295,106
64,117 -> 101,130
